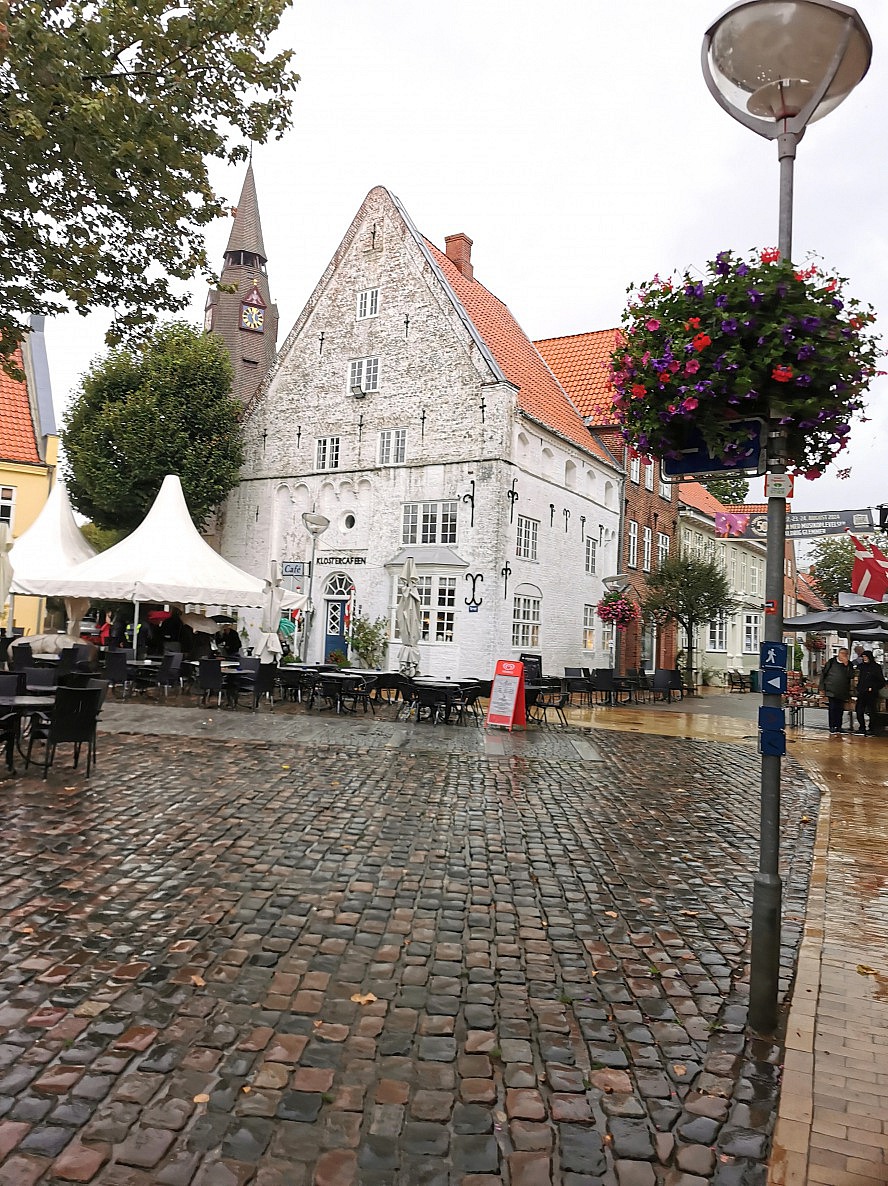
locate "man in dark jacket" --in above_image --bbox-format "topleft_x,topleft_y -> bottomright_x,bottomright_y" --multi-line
854,650 -> 886,736
820,648 -> 852,734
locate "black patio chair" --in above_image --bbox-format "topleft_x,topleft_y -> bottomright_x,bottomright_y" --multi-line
652,668 -> 675,703
23,667 -> 59,694
156,652 -> 184,697
230,661 -> 276,711
531,683 -> 570,726
342,674 -> 376,714
564,668 -> 590,705
452,682 -> 484,725
372,672 -> 403,705
25,684 -> 105,779
9,642 -> 32,672
103,649 -> 132,698
197,658 -> 225,708
413,684 -> 452,726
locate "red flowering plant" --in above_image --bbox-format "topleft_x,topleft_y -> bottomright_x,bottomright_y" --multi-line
596,591 -> 640,631
610,249 -> 880,480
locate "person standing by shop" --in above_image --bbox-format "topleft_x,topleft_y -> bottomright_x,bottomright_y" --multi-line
820,648 -> 853,735
854,650 -> 885,736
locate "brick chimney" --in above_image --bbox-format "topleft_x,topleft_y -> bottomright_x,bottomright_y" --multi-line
444,233 -> 473,281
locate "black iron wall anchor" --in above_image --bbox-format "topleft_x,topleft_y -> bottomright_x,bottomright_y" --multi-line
261,429 -> 267,454
357,414 -> 364,445
464,572 -> 484,607
420,409 -> 427,441
501,562 -> 512,600
580,514 -> 586,541
549,504 -> 555,527
295,425 -> 302,448
480,396 -> 486,424
404,313 -> 410,338
318,331 -> 325,355
507,478 -> 518,523
563,508 -> 571,532
461,480 -> 476,527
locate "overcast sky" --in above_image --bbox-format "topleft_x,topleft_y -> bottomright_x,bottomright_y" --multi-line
44,0 -> 888,520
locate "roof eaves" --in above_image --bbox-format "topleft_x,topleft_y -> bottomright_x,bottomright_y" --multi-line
387,191 -> 506,385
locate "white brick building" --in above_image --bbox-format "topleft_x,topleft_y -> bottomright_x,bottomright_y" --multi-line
219,186 -> 622,676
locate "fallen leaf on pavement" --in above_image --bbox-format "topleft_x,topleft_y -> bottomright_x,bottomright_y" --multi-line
857,964 -> 878,976
350,993 -> 377,1005
190,975 -> 206,987
673,1063 -> 687,1075
604,911 -> 618,918
193,1094 -> 210,1103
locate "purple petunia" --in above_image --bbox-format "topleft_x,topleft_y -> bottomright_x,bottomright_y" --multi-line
715,293 -> 728,308
736,264 -> 749,276
800,315 -> 821,331
747,289 -> 762,305
797,344 -> 815,361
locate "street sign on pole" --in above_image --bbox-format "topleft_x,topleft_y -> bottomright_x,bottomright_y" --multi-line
760,642 -> 788,670
660,419 -> 767,481
760,669 -> 787,696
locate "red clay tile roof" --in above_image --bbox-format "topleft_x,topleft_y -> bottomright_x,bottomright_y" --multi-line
534,330 -> 622,425
426,243 -> 612,465
796,570 -> 828,610
723,503 -> 768,514
0,349 -> 40,464
679,481 -> 726,518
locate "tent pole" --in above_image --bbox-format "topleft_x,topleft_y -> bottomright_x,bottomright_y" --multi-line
133,600 -> 140,655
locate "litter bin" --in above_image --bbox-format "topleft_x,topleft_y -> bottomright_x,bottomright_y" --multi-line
749,669 -> 759,693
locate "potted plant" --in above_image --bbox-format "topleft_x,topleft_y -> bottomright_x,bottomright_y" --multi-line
596,591 -> 640,632
610,249 -> 879,480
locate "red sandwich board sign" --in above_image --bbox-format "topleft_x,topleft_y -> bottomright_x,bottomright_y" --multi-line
486,660 -> 526,731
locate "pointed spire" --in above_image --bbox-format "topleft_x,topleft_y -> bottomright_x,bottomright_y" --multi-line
225,163 -> 267,261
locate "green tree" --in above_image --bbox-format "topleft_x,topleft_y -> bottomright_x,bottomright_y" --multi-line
349,615 -> 389,669
62,322 -> 242,531
642,554 -> 734,689
0,0 -> 298,370
703,477 -> 749,505
79,523 -> 125,553
809,535 -> 855,605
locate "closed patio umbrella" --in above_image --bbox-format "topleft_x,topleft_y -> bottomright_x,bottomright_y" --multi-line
0,524 -> 12,617
396,556 -> 422,677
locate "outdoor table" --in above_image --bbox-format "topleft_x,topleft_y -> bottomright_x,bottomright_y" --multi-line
409,680 -> 466,724
1,694 -> 57,771
309,671 -> 370,714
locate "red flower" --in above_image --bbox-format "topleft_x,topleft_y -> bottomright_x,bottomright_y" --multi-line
691,333 -> 711,352
772,365 -> 794,383
631,384 -> 646,399
804,468 -> 822,481
658,371 -> 671,384
684,317 -> 701,330
760,247 -> 780,263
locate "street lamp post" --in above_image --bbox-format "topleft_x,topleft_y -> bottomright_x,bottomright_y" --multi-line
301,512 -> 330,663
702,0 -> 871,1033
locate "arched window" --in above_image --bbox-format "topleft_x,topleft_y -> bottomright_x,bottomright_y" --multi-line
324,573 -> 354,598
564,459 -> 577,489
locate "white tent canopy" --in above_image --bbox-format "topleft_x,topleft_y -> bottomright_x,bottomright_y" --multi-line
17,474 -> 304,609
9,478 -> 96,594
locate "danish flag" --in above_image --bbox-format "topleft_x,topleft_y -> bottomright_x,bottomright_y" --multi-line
850,535 -> 888,602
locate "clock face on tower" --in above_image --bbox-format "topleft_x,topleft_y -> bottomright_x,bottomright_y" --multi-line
240,304 -> 265,332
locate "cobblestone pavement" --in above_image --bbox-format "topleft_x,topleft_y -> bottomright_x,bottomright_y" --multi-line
0,719 -> 820,1185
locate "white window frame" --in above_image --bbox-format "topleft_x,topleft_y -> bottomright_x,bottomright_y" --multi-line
657,532 -> 670,568
628,520 -> 638,568
644,463 -> 654,492
414,575 -> 457,643
583,604 -> 596,651
750,559 -> 759,596
0,485 -> 15,530
516,515 -> 539,561
356,288 -> 379,320
378,428 -> 406,465
315,436 -> 340,471
348,356 -> 380,393
402,501 -> 458,545
629,455 -> 641,484
642,526 -> 652,572
658,472 -> 670,499
743,613 -> 761,653
512,593 -> 541,649
584,536 -> 597,575
709,612 -> 728,652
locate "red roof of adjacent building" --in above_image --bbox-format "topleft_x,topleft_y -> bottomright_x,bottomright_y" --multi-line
723,503 -> 769,514
426,243 -> 612,464
534,329 -> 622,425
797,569 -> 828,610
679,481 -> 726,518
0,349 -> 40,464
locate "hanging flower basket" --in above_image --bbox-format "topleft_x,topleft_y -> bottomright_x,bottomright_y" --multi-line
610,249 -> 880,480
803,632 -> 827,652
596,591 -> 640,631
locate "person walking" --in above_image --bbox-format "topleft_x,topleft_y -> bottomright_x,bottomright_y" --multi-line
854,649 -> 885,736
820,648 -> 853,735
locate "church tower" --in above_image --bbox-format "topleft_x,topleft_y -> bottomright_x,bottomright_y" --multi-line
204,164 -> 279,405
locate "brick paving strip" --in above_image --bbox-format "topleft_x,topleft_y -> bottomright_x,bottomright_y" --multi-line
0,723 -> 820,1184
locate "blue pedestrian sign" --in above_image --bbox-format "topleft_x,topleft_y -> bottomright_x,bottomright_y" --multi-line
758,706 -> 785,731
760,641 -> 788,670
760,669 -> 787,695
759,730 -> 787,757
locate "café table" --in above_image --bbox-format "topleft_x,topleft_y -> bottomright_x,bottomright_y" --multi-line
311,671 -> 369,714
1,694 -> 57,772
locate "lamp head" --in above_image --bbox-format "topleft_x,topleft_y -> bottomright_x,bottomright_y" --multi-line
351,384 -> 366,399
603,574 -> 632,593
302,512 -> 330,537
703,0 -> 871,137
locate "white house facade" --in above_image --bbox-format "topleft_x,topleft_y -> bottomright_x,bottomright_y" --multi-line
678,483 -> 767,681
219,185 -> 622,677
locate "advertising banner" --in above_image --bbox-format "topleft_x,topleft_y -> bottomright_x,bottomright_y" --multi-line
715,508 -> 874,540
